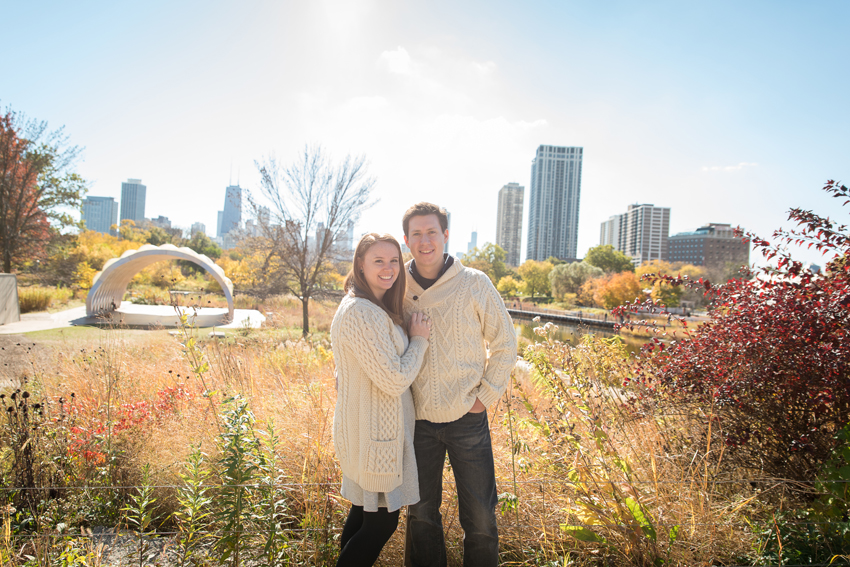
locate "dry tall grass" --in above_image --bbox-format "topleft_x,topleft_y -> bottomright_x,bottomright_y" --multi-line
17,286 -> 75,313
2,315 -> 762,566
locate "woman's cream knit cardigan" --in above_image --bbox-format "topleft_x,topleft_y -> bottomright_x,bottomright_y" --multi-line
331,295 -> 429,493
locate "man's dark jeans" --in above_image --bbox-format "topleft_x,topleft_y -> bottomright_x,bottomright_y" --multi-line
404,410 -> 498,567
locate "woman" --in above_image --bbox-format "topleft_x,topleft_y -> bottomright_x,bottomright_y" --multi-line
331,233 -> 431,567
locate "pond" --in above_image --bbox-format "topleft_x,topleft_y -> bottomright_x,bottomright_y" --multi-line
514,319 -> 648,355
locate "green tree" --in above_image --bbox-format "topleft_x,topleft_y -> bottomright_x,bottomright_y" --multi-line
146,226 -> 174,246
549,261 -> 603,299
518,260 -> 553,298
0,107 -> 87,272
461,243 -> 509,284
584,244 -> 634,273
185,231 -> 222,260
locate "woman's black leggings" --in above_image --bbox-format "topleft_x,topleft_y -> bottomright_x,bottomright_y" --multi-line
336,505 -> 400,567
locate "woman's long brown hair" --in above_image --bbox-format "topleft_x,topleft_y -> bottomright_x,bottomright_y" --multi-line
343,233 -> 406,326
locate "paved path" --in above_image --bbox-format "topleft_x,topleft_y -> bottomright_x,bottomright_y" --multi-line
0,305 -> 265,335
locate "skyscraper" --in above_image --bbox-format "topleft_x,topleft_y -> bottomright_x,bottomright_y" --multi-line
600,204 -> 670,266
190,222 -> 206,237
526,145 -> 583,262
495,182 -> 524,266
467,231 -> 478,253
81,196 -> 119,235
219,185 -> 242,236
120,179 -> 146,224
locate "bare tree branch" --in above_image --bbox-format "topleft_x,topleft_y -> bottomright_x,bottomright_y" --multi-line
249,144 -> 376,335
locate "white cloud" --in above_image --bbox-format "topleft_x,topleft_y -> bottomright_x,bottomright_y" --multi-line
701,162 -> 759,172
472,61 -> 497,75
341,95 -> 389,112
378,46 -> 413,75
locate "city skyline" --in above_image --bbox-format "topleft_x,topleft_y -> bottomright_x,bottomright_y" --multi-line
4,1 -> 847,267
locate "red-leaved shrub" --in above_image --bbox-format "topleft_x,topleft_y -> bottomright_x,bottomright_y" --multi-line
616,181 -> 850,483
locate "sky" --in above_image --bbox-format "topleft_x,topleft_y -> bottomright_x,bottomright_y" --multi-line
3,0 -> 848,267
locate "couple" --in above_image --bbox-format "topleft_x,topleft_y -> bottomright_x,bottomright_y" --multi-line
331,202 -> 518,567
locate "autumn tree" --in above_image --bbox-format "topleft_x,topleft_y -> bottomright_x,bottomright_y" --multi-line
496,275 -> 521,297
252,145 -> 375,335
584,244 -> 634,273
0,107 -> 87,272
590,271 -> 643,309
549,261 -> 603,299
518,259 -> 553,298
461,243 -> 509,284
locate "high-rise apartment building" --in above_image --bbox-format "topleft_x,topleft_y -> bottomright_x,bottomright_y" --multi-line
120,179 -> 146,224
219,185 -> 242,237
600,204 -> 670,266
190,222 -> 206,237
668,223 -> 749,269
81,196 -> 118,235
495,182 -> 524,266
599,214 -> 622,250
526,145 -> 583,262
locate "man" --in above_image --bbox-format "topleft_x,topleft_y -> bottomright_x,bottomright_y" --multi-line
401,202 -> 517,567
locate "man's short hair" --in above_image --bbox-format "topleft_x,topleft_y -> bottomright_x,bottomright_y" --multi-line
402,202 -> 449,236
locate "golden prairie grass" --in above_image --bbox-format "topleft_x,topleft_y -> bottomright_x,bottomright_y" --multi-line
5,318 -> 758,566
17,285 -> 76,313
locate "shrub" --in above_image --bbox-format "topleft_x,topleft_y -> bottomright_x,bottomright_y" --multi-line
618,180 -> 850,484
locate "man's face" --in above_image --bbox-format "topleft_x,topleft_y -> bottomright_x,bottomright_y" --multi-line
405,214 -> 448,271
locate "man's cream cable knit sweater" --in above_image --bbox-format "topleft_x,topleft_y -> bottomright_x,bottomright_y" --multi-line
404,258 -> 518,423
331,295 -> 429,493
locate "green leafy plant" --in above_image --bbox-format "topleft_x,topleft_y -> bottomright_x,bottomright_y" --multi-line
213,395 -> 259,567
252,421 -> 291,566
121,463 -> 158,567
173,446 -> 214,567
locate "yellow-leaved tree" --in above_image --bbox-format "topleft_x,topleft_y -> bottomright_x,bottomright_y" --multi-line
635,260 -> 705,307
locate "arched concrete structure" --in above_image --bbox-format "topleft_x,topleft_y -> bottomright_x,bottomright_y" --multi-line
86,244 -> 234,325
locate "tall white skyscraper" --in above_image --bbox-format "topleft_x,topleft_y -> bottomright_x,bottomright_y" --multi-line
600,203 -> 670,266
526,145 -> 583,261
495,182 -> 524,266
120,179 -> 146,224
82,196 -> 118,235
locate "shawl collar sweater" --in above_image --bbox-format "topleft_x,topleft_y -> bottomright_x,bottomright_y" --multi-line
404,257 -> 518,423
331,295 -> 428,493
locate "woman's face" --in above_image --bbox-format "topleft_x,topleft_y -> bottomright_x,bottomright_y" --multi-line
360,241 -> 400,300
